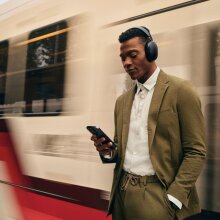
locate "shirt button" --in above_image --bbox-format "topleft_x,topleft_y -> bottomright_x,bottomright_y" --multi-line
140,94 -> 146,99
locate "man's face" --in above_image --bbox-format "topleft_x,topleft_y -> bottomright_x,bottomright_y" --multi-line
120,37 -> 151,83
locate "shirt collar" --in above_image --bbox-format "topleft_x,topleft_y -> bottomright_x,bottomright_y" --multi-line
136,66 -> 160,93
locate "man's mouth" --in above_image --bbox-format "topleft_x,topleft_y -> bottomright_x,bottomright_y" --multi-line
127,69 -> 135,74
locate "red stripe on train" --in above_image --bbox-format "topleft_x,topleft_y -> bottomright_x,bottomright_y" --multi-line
0,119 -> 112,219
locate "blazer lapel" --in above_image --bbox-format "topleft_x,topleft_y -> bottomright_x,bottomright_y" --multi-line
148,71 -> 169,149
122,86 -> 136,156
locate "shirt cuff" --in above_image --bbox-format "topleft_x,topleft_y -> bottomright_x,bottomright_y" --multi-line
102,150 -> 114,159
167,194 -> 182,209
103,153 -> 112,159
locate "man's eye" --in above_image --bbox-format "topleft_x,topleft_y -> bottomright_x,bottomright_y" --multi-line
130,52 -> 137,58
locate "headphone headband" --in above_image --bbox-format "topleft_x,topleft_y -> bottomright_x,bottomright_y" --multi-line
133,26 -> 157,62
134,26 -> 153,41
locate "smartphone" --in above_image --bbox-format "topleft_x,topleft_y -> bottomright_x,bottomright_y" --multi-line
87,126 -> 116,148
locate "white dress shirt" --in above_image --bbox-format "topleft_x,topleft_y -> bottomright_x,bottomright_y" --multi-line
123,67 -> 160,176
123,67 -> 182,209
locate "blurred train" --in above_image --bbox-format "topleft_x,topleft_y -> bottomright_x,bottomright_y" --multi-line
0,0 -> 220,219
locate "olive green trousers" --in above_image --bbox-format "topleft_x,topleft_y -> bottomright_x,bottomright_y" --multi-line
112,171 -> 177,220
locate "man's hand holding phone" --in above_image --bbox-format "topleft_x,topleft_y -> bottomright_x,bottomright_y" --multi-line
87,126 -> 116,157
91,135 -> 114,156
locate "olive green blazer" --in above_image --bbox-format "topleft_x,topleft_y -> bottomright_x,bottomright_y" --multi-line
102,70 -> 206,220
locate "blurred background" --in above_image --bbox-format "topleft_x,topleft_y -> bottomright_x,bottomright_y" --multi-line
0,0 -> 219,219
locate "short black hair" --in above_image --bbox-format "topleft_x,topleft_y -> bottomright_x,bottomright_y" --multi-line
118,26 -> 152,44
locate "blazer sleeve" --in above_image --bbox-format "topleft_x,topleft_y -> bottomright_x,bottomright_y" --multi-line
167,81 -> 206,207
100,99 -> 119,163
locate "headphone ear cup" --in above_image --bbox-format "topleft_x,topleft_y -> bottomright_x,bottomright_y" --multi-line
145,41 -> 158,62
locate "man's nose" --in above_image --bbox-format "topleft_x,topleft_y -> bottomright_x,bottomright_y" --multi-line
123,57 -> 132,68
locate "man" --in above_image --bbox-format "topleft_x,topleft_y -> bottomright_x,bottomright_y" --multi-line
91,27 -> 206,220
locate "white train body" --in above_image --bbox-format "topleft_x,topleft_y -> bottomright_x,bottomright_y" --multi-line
0,0 -> 220,219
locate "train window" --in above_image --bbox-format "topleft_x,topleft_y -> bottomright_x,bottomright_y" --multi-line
205,102 -> 220,158
0,40 -> 8,115
24,21 -> 67,116
204,102 -> 220,211
191,22 -> 220,87
208,28 -> 219,86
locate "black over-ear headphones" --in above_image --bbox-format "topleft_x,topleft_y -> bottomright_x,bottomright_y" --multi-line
134,26 -> 158,62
